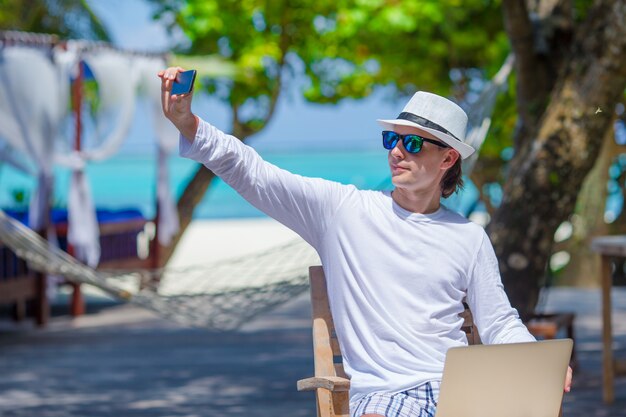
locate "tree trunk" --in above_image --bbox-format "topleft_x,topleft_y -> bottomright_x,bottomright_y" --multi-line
502,0 -> 574,149
556,120 -> 617,287
553,108 -> 626,266
489,0 -> 626,319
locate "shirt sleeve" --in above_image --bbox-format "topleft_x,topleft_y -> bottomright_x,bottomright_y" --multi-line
178,118 -> 354,249
466,231 -> 536,344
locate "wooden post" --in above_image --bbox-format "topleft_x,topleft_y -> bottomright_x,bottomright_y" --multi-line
35,189 -> 51,327
152,198 -> 160,270
601,254 -> 614,404
69,58 -> 85,317
34,272 -> 49,326
147,151 -> 162,290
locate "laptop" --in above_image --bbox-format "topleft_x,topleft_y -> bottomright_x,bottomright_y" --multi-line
436,339 -> 573,417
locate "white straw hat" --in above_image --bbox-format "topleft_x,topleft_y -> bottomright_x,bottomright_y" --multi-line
377,91 -> 475,159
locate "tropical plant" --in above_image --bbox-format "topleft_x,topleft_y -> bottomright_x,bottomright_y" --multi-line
0,0 -> 110,41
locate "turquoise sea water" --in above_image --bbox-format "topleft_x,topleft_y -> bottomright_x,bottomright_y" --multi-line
3,150 -> 477,220
5,146 -> 624,226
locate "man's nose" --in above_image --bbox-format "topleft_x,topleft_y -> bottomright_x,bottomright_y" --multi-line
390,140 -> 405,158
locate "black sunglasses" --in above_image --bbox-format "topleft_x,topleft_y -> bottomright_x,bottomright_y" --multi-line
382,130 -> 449,154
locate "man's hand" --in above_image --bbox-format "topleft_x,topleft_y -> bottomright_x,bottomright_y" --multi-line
564,365 -> 573,393
157,66 -> 198,140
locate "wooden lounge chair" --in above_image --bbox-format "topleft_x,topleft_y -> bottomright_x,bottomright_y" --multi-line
297,265 -> 566,417
296,266 -> 479,417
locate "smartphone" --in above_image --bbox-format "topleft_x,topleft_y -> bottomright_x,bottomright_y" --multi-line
170,69 -> 197,96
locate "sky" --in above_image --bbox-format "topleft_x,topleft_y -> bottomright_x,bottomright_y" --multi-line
86,0 -> 407,153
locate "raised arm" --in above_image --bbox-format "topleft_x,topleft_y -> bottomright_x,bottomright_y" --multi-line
158,67 -> 353,249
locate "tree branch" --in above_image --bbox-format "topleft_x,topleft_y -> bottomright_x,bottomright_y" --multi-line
502,0 -> 553,147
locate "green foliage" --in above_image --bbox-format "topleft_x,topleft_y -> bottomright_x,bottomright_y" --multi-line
11,188 -> 26,205
0,0 -> 110,41
82,77 -> 100,118
149,0 -> 508,130
573,0 -> 596,21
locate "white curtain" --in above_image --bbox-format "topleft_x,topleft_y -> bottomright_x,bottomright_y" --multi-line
80,50 -> 140,160
58,49 -> 141,267
0,46 -> 68,230
60,51 -> 179,264
0,44 -> 179,266
0,142 -> 33,174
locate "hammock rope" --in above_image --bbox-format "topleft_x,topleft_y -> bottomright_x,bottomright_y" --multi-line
0,209 -> 319,330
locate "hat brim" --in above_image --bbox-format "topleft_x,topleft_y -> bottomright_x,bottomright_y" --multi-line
376,118 -> 475,159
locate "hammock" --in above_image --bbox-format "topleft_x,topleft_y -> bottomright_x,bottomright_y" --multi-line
0,209 -> 319,330
0,54 -> 513,330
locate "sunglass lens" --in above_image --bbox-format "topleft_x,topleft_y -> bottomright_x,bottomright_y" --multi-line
404,136 -> 423,153
382,131 -> 399,150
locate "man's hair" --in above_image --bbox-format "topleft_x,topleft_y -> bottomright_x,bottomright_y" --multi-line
441,158 -> 463,198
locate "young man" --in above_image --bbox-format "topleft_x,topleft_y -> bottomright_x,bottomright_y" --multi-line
159,67 -> 572,417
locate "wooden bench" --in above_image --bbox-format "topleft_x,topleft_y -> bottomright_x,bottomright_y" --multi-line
0,210 -> 149,323
526,312 -> 576,368
54,215 -> 150,316
526,312 -> 575,340
0,242 -> 48,325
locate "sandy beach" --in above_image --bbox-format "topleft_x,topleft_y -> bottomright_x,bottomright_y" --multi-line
73,217 -> 318,302
167,218 -> 306,268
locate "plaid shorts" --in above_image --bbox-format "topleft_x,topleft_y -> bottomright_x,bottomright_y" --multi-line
350,381 -> 441,417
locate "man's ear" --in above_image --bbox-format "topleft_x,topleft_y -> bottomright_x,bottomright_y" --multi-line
440,149 -> 460,170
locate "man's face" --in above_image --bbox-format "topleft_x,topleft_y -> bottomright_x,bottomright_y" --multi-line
387,125 -> 459,193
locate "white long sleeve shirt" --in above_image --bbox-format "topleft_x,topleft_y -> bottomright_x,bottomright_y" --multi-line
180,118 -> 535,404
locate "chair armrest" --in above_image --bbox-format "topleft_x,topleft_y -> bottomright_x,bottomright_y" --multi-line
297,376 -> 351,392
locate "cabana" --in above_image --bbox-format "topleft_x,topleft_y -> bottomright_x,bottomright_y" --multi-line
0,31 -> 179,324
